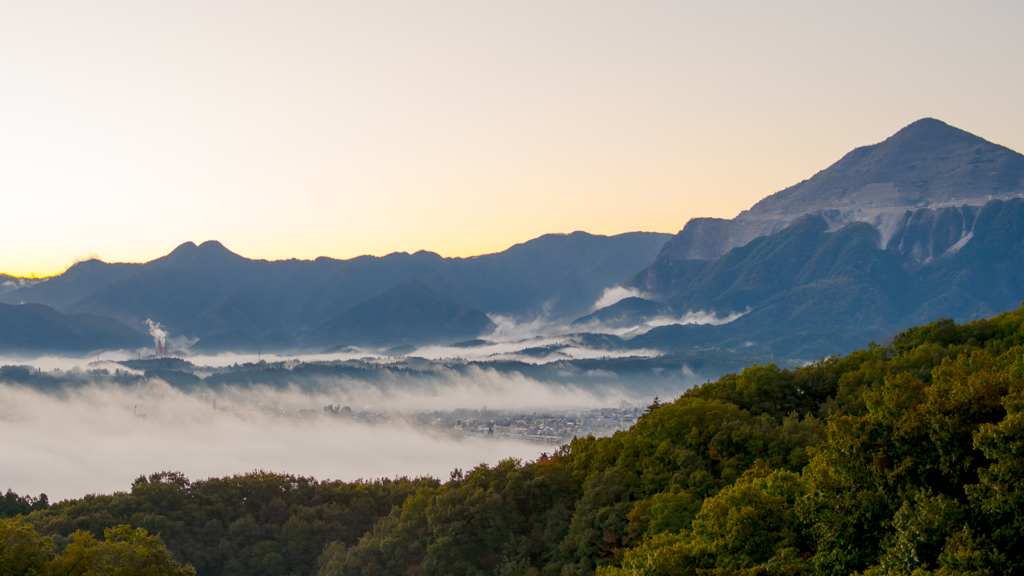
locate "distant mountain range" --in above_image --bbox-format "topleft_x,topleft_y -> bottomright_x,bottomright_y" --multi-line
0,231 -> 670,353
3,118 -> 1024,359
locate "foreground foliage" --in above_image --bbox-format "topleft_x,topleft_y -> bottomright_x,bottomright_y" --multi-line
8,306 -> 1024,575
0,517 -> 193,575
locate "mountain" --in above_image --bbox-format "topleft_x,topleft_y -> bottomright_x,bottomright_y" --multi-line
623,213 -> 908,357
421,231 -> 672,318
1,261 -> 140,309
304,279 -> 495,348
0,275 -> 45,296
0,275 -> 17,295
0,302 -> 150,354
560,119 -> 1024,359
630,118 -> 1024,293
0,232 -> 669,351
614,197 -> 1024,359
570,297 -> 671,330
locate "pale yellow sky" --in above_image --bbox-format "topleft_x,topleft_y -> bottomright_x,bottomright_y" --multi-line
2,1 -> 1022,277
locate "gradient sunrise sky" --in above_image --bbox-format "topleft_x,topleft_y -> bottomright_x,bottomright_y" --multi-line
2,0 -> 1022,277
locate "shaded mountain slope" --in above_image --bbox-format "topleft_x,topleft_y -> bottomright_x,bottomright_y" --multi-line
3,260 -> 140,310
304,279 -> 495,348
422,231 -> 672,319
626,216 -> 907,357
619,198 -> 1024,359
179,293 -> 289,341
72,267 -> 236,335
911,197 -> 1024,323
571,297 -> 671,329
0,302 -> 150,354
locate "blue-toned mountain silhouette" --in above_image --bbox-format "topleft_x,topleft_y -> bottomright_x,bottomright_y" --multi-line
0,302 -> 150,354
1,232 -> 669,352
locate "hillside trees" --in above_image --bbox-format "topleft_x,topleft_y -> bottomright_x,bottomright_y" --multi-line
20,472 -> 437,576
0,518 -> 193,576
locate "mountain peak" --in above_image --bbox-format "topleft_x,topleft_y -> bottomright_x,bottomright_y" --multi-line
196,240 -> 241,257
167,241 -> 198,255
893,117 -> 953,134
873,117 -> 986,153
742,118 -> 1024,220
638,119 -> 1024,265
149,240 -> 245,269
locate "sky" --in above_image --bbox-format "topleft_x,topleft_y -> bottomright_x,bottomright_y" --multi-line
2,0 -> 1022,277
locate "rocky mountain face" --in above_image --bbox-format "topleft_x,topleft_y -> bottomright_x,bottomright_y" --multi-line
631,118 -> 1024,293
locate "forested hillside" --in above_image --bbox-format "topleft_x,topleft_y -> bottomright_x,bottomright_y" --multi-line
9,306 -> 1024,574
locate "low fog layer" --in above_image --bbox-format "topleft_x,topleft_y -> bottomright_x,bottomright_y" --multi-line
0,284 -> 748,369
0,370 -> 650,501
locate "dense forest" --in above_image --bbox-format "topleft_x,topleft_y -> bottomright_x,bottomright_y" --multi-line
7,305 -> 1024,575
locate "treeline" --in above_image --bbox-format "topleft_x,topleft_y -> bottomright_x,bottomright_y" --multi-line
10,473 -> 436,576
1,489 -> 48,519
9,306 -> 1024,574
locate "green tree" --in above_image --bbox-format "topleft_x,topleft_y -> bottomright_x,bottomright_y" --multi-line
45,525 -> 194,576
0,517 -> 54,576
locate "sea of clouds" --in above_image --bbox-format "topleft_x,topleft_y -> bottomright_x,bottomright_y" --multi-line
0,367 -> 647,501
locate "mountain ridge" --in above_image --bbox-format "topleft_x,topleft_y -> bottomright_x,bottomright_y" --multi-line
0,302 -> 151,354
0,231 -> 670,351
305,279 -> 495,348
